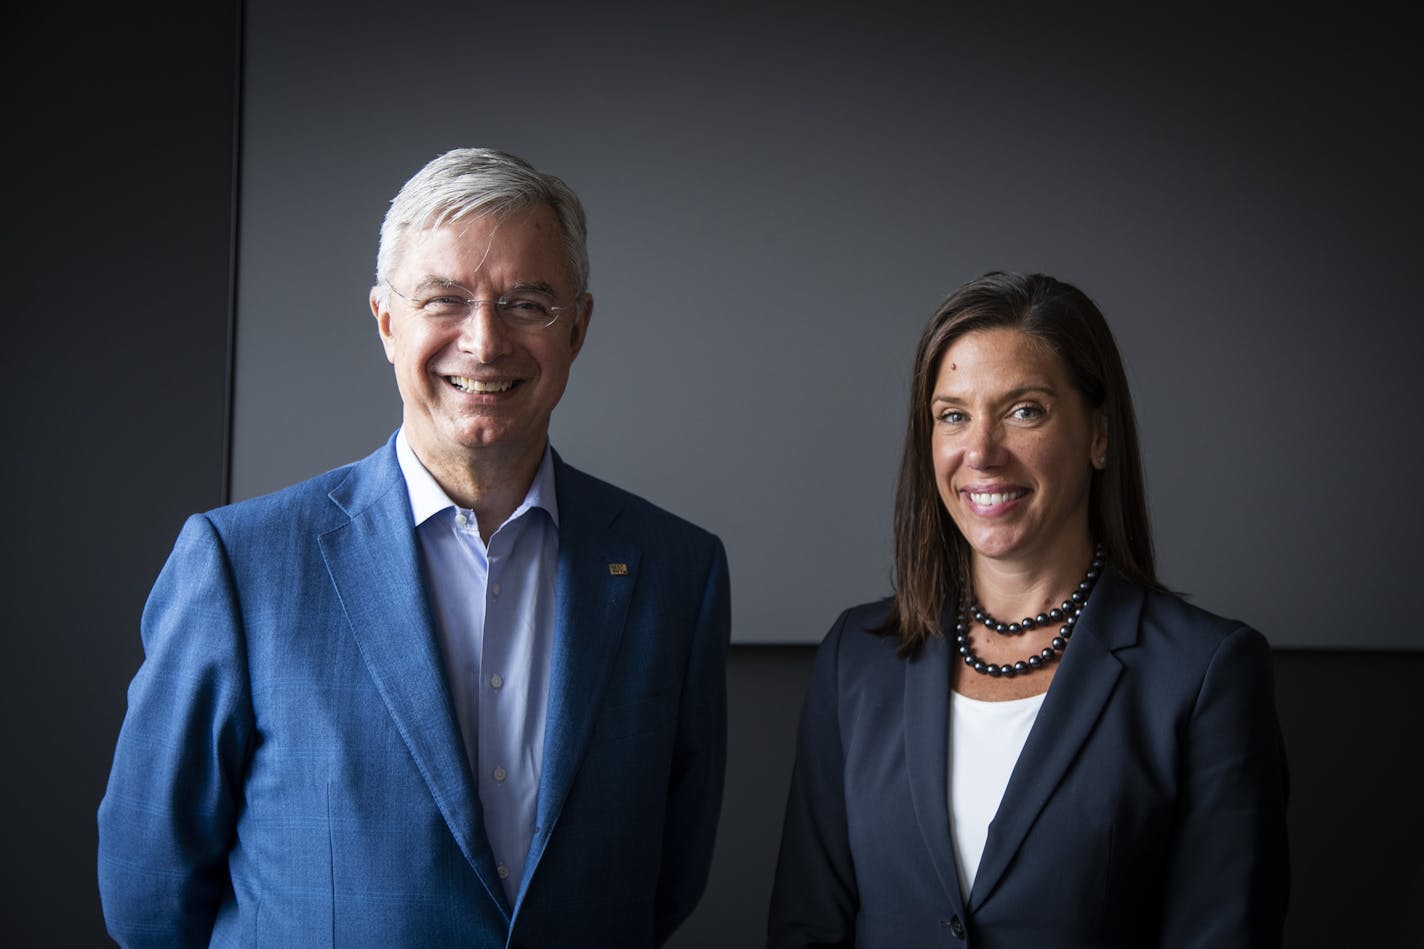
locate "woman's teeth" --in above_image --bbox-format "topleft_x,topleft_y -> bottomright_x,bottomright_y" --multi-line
969,490 -> 1025,505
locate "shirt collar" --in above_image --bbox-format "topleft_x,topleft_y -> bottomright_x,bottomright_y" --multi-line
394,428 -> 559,530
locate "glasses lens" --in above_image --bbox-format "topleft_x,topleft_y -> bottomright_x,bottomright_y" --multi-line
498,292 -> 557,327
406,288 -> 472,319
394,285 -> 559,327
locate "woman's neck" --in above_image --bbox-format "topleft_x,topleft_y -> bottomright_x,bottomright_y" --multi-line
968,534 -> 1096,620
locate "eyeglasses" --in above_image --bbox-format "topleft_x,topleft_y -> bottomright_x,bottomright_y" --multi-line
385,282 -> 569,329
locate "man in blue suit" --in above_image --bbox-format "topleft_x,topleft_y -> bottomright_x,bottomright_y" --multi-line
98,148 -> 731,947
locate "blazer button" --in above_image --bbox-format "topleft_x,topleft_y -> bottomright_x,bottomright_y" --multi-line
948,914 -> 966,939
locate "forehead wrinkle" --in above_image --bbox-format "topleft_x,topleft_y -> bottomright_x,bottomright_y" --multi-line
402,205 -> 575,298
400,215 -> 500,282
448,217 -> 499,276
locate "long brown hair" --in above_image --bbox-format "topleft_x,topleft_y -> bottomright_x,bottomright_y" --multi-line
878,272 -> 1160,656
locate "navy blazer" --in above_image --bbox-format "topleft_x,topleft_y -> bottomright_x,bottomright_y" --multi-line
769,569 -> 1288,948
98,437 -> 730,948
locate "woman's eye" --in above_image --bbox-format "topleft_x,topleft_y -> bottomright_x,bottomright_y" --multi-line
938,410 -> 967,424
1010,404 -> 1044,420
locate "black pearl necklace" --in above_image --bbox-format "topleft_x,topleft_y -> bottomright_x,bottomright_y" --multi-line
955,545 -> 1105,678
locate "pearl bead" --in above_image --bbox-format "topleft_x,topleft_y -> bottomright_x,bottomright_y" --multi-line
955,544 -> 1103,678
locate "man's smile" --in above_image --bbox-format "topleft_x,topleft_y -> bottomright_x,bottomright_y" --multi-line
447,375 -> 518,393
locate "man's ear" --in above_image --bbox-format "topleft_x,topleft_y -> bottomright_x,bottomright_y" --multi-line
371,287 -> 396,364
568,292 -> 593,359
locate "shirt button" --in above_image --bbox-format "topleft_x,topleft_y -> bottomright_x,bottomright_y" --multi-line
497,864 -> 510,879
455,513 -> 468,526
493,765 -> 507,782
490,673 -> 504,689
490,582 -> 502,597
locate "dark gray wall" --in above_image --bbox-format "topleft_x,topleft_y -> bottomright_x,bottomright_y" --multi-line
6,2 -> 239,944
9,3 -> 1423,948
229,1 -> 1423,649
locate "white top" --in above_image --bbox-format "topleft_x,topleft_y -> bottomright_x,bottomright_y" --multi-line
947,689 -> 1046,899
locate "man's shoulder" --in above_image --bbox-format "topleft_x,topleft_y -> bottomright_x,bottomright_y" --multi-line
202,440 -> 396,535
554,457 -> 720,550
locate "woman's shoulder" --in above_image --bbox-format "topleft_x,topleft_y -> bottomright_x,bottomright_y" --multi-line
830,596 -> 896,631
811,596 -> 912,674
1143,581 -> 1255,636
818,596 -> 896,645
1112,571 -> 1272,667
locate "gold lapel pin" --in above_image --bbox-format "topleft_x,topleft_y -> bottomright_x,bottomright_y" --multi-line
608,563 -> 628,576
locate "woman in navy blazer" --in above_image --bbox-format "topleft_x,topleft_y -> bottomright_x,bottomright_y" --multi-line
769,273 -> 1289,948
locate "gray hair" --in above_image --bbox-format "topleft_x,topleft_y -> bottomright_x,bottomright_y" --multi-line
374,147 -> 589,304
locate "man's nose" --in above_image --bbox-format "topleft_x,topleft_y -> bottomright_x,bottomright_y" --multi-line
458,300 -> 513,361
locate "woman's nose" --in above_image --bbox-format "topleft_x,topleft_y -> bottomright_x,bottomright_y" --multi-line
965,419 -> 1003,469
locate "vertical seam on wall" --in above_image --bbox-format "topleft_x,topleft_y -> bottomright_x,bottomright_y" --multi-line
221,0 -> 247,506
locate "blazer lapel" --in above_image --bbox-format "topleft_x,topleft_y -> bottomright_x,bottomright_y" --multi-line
317,440 -> 511,920
968,568 -> 1142,911
904,631 -> 970,919
520,458 -> 638,893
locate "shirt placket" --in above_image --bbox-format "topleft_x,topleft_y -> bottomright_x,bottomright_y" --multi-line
479,515 -> 524,892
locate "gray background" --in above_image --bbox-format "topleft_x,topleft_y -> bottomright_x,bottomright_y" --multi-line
8,2 -> 1423,947
232,1 -> 1422,648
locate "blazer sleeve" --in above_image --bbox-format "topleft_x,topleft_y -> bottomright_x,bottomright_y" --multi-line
97,514 -> 255,948
1158,625 -> 1290,948
653,536 -> 732,945
767,610 -> 859,949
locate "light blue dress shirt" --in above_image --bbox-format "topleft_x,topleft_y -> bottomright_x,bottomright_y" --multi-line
395,430 -> 559,905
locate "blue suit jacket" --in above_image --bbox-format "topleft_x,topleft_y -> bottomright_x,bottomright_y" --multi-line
768,569 -> 1289,949
98,437 -> 731,948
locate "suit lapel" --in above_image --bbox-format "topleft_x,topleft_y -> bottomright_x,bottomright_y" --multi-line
520,457 -> 638,894
968,568 -> 1142,911
904,632 -> 970,919
317,440 -> 511,920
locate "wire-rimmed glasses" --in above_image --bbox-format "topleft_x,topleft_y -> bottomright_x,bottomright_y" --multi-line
386,282 -> 568,329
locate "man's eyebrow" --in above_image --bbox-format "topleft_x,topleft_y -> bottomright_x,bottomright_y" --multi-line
405,277 -> 559,296
407,275 -> 467,293
507,280 -> 558,296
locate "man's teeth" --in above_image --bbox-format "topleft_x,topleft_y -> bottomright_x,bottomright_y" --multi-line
969,490 -> 1025,505
449,376 -> 513,393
